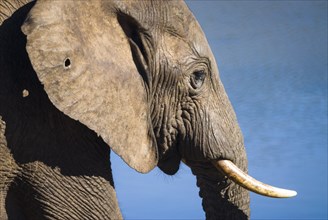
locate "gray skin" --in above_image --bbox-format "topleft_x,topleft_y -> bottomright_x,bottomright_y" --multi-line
0,0 -> 250,219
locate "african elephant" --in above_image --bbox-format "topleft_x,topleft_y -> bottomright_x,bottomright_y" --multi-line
0,0 -> 296,219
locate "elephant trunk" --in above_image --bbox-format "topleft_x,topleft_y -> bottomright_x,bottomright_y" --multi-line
190,162 -> 250,220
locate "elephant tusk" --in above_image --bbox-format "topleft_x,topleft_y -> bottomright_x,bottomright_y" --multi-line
212,160 -> 297,198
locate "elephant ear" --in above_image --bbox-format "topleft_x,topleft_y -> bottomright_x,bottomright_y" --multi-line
21,0 -> 158,173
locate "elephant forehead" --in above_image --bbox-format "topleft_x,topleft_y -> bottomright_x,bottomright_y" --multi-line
161,33 -> 194,65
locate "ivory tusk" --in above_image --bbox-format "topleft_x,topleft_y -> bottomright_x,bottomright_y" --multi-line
212,160 -> 297,198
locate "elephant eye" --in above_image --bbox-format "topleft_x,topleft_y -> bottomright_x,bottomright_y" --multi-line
190,70 -> 206,89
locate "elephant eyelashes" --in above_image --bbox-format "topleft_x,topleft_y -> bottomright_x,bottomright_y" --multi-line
64,58 -> 71,69
190,70 -> 206,90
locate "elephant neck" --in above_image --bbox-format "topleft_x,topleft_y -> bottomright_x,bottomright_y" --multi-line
191,162 -> 250,220
11,160 -> 122,219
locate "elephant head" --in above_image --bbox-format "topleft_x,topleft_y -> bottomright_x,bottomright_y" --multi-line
21,0 -> 296,218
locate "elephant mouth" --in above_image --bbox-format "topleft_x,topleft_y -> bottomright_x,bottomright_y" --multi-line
183,159 -> 297,198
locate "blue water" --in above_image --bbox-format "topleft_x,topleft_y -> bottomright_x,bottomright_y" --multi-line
112,1 -> 328,219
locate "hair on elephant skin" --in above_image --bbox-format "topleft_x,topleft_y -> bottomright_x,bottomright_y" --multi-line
0,0 -> 296,219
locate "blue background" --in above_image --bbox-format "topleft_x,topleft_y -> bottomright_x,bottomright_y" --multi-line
111,1 -> 328,219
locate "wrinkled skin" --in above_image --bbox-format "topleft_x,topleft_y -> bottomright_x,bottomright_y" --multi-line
1,0 -> 249,219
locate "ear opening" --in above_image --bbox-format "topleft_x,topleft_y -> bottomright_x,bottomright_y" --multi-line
117,12 -> 150,84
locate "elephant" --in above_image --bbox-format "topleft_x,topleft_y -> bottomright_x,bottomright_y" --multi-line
0,0 -> 297,219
